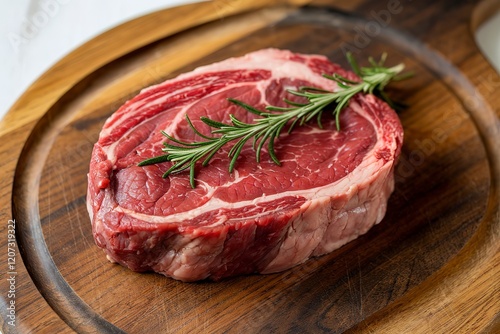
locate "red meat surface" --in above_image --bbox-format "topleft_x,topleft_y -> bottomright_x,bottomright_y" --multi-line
87,49 -> 403,281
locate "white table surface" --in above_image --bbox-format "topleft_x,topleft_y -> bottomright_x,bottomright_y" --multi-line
1,1 -> 498,123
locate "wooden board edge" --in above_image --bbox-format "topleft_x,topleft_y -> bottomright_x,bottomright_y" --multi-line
471,0 -> 500,31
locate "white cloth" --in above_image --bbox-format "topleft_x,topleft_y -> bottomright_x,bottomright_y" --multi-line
0,0 -> 200,121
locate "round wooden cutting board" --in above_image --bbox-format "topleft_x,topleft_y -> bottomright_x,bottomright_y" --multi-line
1,0 -> 499,333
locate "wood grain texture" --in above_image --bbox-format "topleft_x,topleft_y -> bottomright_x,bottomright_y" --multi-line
1,0 -> 499,333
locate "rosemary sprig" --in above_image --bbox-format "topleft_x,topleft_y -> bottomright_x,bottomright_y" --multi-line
139,52 -> 409,188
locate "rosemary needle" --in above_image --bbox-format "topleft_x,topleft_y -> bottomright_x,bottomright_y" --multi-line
138,52 -> 409,188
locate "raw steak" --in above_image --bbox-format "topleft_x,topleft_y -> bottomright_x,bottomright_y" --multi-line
87,49 -> 403,282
